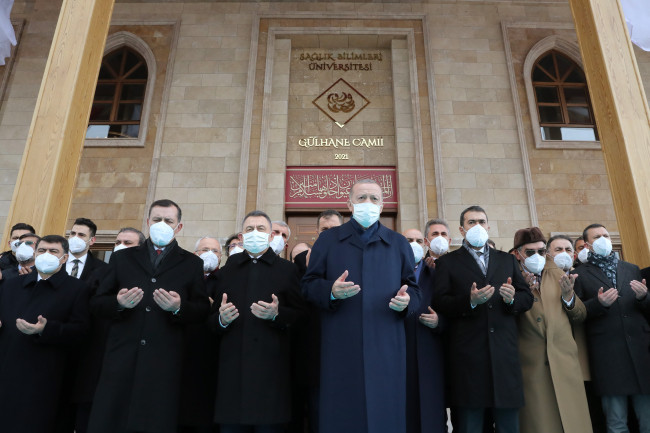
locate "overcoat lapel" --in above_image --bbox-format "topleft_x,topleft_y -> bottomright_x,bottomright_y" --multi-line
457,246 -> 486,280
485,248 -> 499,281
338,222 -> 365,251
156,245 -> 185,277
586,263 -> 614,289
132,244 -> 154,275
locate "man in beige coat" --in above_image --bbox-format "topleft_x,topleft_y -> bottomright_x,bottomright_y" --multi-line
513,228 -> 592,433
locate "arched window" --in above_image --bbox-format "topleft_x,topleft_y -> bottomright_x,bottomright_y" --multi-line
532,50 -> 598,142
86,46 -> 147,139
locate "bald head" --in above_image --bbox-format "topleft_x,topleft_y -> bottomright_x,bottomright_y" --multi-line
403,229 -> 424,247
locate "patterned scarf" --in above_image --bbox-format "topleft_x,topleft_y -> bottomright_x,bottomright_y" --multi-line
588,251 -> 619,287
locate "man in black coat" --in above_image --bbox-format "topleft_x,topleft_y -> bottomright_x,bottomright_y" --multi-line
0,222 -> 35,271
572,223 -> 650,432
431,205 -> 532,433
209,210 -> 304,433
65,217 -> 107,283
0,232 -> 40,283
88,199 -> 210,433
0,235 -> 90,433
56,217 -> 108,433
177,235 -> 223,433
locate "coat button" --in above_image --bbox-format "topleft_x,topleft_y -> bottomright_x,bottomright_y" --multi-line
489,327 -> 495,333
537,317 -> 542,322
534,298 -> 539,302
140,339 -> 146,346
252,259 -> 257,264
151,278 -> 156,283
488,303 -> 493,309
145,306 -> 151,312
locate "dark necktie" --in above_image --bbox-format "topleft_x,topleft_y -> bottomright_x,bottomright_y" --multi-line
71,259 -> 80,278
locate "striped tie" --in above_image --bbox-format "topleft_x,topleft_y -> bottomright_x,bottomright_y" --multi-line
71,259 -> 80,278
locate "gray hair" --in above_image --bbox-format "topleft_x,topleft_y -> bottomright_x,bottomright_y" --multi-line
424,218 -> 450,238
272,220 -> 291,239
194,236 -> 222,253
117,227 -> 146,246
242,210 -> 272,232
348,178 -> 383,201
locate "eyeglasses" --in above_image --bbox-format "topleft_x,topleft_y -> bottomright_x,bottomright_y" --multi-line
522,248 -> 546,257
227,243 -> 243,250
19,241 -> 36,246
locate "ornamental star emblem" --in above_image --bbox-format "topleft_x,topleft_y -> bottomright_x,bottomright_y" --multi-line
312,78 -> 370,128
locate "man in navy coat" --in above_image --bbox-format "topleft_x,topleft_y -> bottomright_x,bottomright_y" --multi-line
302,179 -> 419,433
403,220 -> 451,433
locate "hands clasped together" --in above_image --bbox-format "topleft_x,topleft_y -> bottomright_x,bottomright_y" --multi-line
117,287 -> 181,312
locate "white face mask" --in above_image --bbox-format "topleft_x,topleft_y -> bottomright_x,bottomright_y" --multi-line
10,239 -> 20,253
553,252 -> 573,271
352,202 -> 381,228
429,236 -> 449,256
229,246 -> 244,256
113,243 -> 128,253
242,230 -> 270,254
410,242 -> 424,264
68,236 -> 88,254
16,243 -> 35,263
591,236 -> 612,257
35,252 -> 63,274
200,251 -> 220,272
578,248 -> 589,263
149,221 -> 176,247
464,224 -> 489,248
269,235 -> 285,255
524,253 -> 546,275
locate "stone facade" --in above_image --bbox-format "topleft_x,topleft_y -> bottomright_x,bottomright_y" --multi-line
1,0 -> 649,252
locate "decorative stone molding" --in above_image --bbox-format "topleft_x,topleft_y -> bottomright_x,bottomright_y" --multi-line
240,12 -> 441,231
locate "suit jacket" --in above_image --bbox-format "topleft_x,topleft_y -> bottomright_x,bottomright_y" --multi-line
69,251 -> 108,403
88,239 -> 210,433
431,245 -> 533,408
208,249 -> 304,425
78,250 -> 107,283
0,264 -> 20,282
0,250 -> 17,271
573,260 -> 650,395
0,268 -> 90,433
